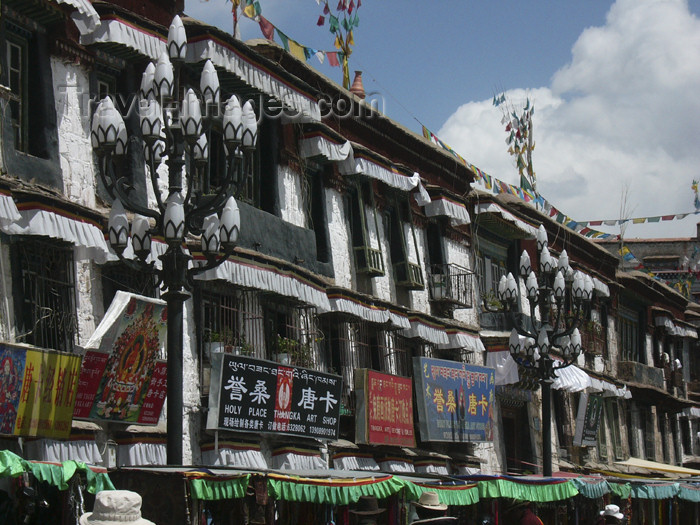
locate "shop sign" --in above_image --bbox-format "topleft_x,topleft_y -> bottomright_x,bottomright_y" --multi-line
573,393 -> 604,447
0,343 -> 81,438
73,292 -> 168,424
209,354 -> 342,441
413,357 -> 495,442
355,369 -> 415,447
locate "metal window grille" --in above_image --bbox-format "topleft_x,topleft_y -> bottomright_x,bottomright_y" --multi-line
389,334 -> 419,377
264,297 -> 319,365
101,262 -> 157,312
13,238 -> 77,353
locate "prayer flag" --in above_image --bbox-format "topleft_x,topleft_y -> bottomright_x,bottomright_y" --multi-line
276,29 -> 289,51
258,16 -> 274,40
348,0 -> 355,14
315,51 -> 325,64
327,52 -> 340,67
329,14 -> 339,33
288,39 -> 306,60
347,30 -> 354,46
317,15 -> 325,26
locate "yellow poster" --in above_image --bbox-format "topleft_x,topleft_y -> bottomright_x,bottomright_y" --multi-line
14,348 -> 81,439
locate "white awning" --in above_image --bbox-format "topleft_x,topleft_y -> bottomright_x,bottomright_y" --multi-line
327,294 -> 410,329
339,153 -> 420,193
195,257 -> 331,312
80,16 -> 166,59
300,135 -> 353,162
201,442 -> 268,469
439,331 -> 485,353
56,0 -> 101,34
187,38 -> 320,122
1,205 -> 110,262
0,192 -> 20,225
332,453 -> 380,471
475,202 -> 538,237
414,460 -> 449,476
117,440 -> 166,467
23,437 -> 103,465
377,458 -> 415,473
592,277 -> 610,298
485,351 -> 519,386
552,364 -> 591,392
271,449 -> 326,471
424,197 -> 471,226
401,319 -> 449,345
682,407 -> 700,419
655,316 -> 698,339
588,377 -> 631,398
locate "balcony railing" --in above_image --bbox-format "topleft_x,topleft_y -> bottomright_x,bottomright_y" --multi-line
354,246 -> 384,276
580,321 -> 606,356
618,361 -> 665,390
428,264 -> 473,308
393,260 -> 424,290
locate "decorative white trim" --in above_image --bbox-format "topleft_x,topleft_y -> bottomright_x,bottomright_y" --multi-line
485,351 -> 519,386
117,441 -> 166,466
0,194 -> 20,226
56,0 -> 101,35
187,39 -> 320,122
104,237 -> 174,270
377,459 -> 415,473
424,197 -> 471,226
24,438 -> 103,465
588,377 -> 630,399
401,319 -> 449,345
80,17 -> 166,60
1,207 -> 110,263
328,296 -> 391,325
195,258 -> 331,313
332,455 -> 380,471
655,316 -> 698,339
439,331 -> 485,352
272,451 -> 326,470
300,136 -> 353,162
338,154 -> 419,193
474,202 -> 538,237
552,364 -> 591,392
414,463 -> 449,476
201,446 -> 268,469
592,277 -> 610,298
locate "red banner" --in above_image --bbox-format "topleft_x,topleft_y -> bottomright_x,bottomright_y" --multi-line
137,361 -> 167,425
73,351 -> 109,419
356,369 -> 415,447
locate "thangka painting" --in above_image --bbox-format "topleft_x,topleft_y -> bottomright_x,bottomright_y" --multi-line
0,345 -> 26,435
74,292 -> 167,424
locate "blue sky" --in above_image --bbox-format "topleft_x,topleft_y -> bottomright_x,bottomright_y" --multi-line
185,0 -> 700,240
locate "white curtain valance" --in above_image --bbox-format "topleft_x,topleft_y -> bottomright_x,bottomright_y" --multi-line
328,295 -> 392,325
454,465 -> 480,476
424,197 -> 471,226
339,154 -> 420,193
655,316 -> 698,339
377,459 -> 414,473
414,462 -> 449,476
56,0 -> 101,34
300,135 -> 353,162
475,202 -> 538,238
117,441 -> 166,466
23,438 -> 103,465
201,444 -> 268,469
588,377 -> 630,399
485,351 -> 519,386
683,407 -> 700,419
187,39 -> 320,122
0,193 -> 21,226
438,331 -> 485,353
552,364 -> 591,392
195,257 -> 330,312
401,319 -> 449,346
2,206 -> 110,263
80,16 -> 166,59
272,450 -> 326,471
332,454 -> 380,471
592,277 -> 611,298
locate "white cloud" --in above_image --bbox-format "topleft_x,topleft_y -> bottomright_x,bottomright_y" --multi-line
439,0 -> 700,239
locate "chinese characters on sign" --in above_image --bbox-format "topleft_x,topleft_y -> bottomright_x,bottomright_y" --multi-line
215,355 -> 342,440
354,369 -> 415,447
413,357 -> 495,442
73,293 -> 168,424
0,343 -> 81,439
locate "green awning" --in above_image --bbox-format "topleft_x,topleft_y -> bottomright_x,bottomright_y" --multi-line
189,475 -> 250,501
571,478 -> 611,499
477,479 -> 578,502
0,450 -> 114,494
678,484 -> 700,503
630,482 -> 679,500
609,482 -> 632,499
403,482 -> 479,506
267,473 -> 406,505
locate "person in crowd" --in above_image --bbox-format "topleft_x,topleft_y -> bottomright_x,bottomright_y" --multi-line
79,490 -> 155,525
349,495 -> 386,525
504,500 -> 543,525
411,491 -> 458,524
599,504 -> 624,524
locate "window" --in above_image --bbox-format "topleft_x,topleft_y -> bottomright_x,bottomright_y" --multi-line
101,262 -> 157,312
347,179 -> 384,277
387,195 -> 424,290
12,238 -> 77,353
265,299 -> 318,367
6,35 -> 27,152
606,399 -> 624,460
598,410 -> 609,462
305,161 -> 331,264
626,403 -> 639,458
619,305 -> 645,363
640,407 -> 656,461
659,412 -> 669,463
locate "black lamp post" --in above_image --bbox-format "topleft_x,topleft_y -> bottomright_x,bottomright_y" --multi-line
495,225 -> 591,476
91,15 -> 258,464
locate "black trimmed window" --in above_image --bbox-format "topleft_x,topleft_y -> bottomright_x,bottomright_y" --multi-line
5,31 -> 28,152
304,161 -> 332,264
265,298 -> 318,367
101,263 -> 157,312
605,399 -> 624,460
619,305 -> 645,363
347,178 -> 384,276
387,194 -> 424,290
12,238 -> 77,352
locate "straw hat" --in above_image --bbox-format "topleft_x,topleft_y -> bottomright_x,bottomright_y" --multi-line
414,491 -> 448,511
600,504 -> 624,520
79,491 -> 155,525
350,496 -> 386,516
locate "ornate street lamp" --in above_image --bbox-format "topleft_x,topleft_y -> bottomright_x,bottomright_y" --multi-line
92,15 -> 258,464
495,224 -> 591,476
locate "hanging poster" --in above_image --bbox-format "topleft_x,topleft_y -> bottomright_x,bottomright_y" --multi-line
0,343 -> 81,439
413,357 -> 495,443
354,369 -> 415,447
73,292 -> 168,424
208,354 -> 342,441
573,393 -> 604,447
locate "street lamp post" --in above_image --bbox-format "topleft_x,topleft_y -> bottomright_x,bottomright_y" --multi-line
91,15 -> 258,464
495,225 -> 591,476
